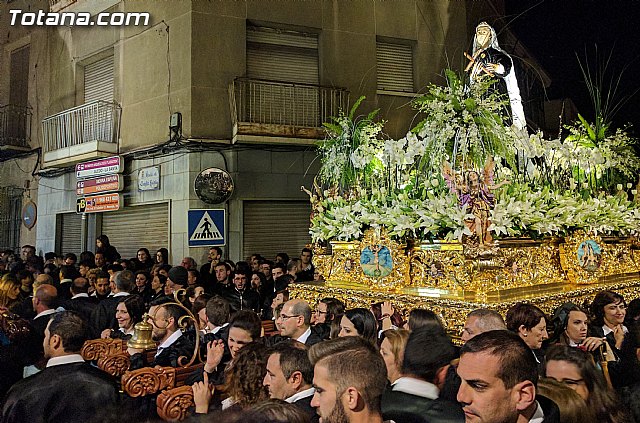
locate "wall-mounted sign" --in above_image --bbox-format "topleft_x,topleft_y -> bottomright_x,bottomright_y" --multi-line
76,194 -> 122,214
22,201 -> 37,230
76,156 -> 123,179
188,209 -> 225,247
76,174 -> 122,195
138,166 -> 160,191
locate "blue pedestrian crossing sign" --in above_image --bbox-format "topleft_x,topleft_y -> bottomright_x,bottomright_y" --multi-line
188,209 -> 225,247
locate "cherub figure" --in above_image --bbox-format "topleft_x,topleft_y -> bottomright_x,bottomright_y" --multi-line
443,157 -> 509,247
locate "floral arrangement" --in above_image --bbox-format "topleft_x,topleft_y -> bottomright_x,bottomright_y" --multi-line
309,71 -> 640,244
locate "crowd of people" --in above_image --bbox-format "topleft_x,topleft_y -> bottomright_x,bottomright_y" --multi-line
1,237 -> 640,423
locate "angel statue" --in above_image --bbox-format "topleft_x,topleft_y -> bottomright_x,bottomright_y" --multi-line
465,22 -> 526,131
443,158 -> 510,249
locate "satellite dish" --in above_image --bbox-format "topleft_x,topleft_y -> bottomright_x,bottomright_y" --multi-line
194,168 -> 234,204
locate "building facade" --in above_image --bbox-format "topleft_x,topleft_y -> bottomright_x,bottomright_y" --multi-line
0,0 -> 550,264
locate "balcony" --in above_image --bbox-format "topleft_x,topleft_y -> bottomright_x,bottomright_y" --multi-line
0,104 -> 32,154
229,78 -> 349,144
42,100 -> 121,167
49,0 -> 120,14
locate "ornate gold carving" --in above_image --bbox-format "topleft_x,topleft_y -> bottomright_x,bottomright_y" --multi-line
157,385 -> 194,421
304,232 -> 640,338
121,366 -> 177,397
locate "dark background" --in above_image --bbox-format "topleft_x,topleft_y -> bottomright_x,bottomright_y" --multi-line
504,0 -> 640,135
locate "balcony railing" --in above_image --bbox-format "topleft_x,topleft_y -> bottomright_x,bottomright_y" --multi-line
229,78 -> 349,140
0,104 -> 32,149
42,100 -> 121,156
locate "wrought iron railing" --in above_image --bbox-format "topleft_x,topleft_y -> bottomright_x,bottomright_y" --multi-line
230,78 -> 349,129
0,104 -> 32,148
41,100 -> 121,154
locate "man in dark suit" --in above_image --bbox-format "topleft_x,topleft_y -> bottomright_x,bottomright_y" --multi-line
381,326 -> 465,423
31,284 -> 58,338
90,270 -> 133,338
128,300 -> 194,369
63,277 -> 98,321
264,340 -> 319,422
279,299 -> 322,347
1,311 -> 118,423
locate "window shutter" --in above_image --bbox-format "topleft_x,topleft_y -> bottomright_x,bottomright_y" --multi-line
377,42 -> 414,92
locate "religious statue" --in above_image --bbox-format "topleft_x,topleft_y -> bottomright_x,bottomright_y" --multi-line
443,157 -> 510,249
465,22 -> 526,131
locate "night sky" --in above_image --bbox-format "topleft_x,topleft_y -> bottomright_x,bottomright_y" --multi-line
504,1 -> 640,136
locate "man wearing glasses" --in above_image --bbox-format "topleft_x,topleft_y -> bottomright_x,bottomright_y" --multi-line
279,299 -> 322,347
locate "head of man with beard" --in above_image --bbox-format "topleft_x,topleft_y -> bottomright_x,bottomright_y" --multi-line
148,303 -> 182,343
309,336 -> 387,423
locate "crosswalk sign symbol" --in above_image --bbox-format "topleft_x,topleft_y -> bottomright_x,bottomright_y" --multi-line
188,209 -> 225,247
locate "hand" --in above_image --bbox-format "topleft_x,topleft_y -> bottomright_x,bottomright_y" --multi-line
381,301 -> 394,317
100,329 -> 112,339
192,372 -> 213,414
613,325 -> 625,349
581,337 -> 603,352
204,340 -> 224,373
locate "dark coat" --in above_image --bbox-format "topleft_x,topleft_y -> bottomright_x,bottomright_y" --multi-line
1,361 -> 119,423
223,287 -> 261,313
63,296 -> 98,321
292,394 -> 320,423
129,332 -> 195,370
89,294 -> 128,338
381,390 -> 465,423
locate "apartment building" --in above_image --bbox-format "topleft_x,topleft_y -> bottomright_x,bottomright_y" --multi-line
0,0 -> 549,263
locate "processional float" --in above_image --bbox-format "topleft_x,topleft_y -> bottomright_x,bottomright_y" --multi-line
292,23 -> 640,335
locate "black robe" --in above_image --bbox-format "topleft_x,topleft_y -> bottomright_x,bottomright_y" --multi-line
1,361 -> 119,423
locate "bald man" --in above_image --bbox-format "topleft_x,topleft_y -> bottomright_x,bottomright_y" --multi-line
279,299 -> 322,347
31,285 -> 59,337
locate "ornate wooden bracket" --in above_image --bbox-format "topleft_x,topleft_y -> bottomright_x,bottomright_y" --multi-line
157,385 -> 194,421
122,366 -> 177,397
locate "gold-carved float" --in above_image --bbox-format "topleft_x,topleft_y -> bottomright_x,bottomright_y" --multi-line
291,229 -> 640,336
291,24 -> 640,336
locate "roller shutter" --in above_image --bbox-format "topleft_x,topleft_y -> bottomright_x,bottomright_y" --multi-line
377,42 -> 414,92
100,203 -> 169,260
243,201 -> 311,261
84,55 -> 114,103
246,26 -> 319,127
57,212 -> 82,256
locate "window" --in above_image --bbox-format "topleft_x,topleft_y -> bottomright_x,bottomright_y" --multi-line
244,26 -> 320,127
84,54 -> 114,103
376,41 -> 414,93
0,187 -> 23,253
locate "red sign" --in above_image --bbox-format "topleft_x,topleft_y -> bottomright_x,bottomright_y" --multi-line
76,174 -> 122,195
76,156 -> 123,179
76,194 -> 122,214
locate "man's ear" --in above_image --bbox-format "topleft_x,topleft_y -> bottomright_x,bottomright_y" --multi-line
434,364 -> 450,390
513,380 -> 536,411
288,370 -> 303,389
343,387 -> 365,412
50,333 -> 62,351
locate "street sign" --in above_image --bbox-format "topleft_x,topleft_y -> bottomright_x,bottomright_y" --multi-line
76,156 -> 123,179
76,194 -> 122,214
76,174 -> 122,195
188,209 -> 225,247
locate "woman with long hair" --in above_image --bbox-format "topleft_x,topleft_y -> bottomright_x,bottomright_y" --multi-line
338,308 -> 378,346
550,302 -> 614,357
149,274 -> 167,303
155,248 -> 169,266
95,234 -> 120,264
544,344 -> 630,423
134,248 -> 154,271
313,297 -> 345,340
0,274 -> 21,312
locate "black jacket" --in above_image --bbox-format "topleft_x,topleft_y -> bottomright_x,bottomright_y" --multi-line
223,288 -> 261,313
129,332 -> 195,370
381,390 -> 465,423
1,362 -> 119,423
292,394 -> 320,423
